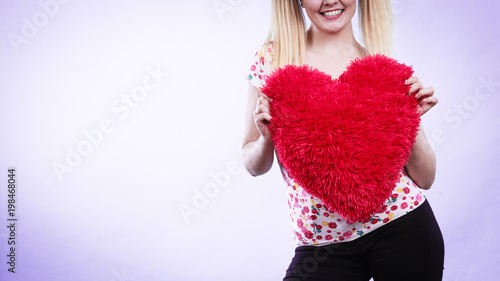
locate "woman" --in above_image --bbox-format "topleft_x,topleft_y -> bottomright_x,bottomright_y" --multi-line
242,0 -> 444,280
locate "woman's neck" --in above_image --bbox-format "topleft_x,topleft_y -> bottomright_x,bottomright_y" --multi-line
306,22 -> 364,59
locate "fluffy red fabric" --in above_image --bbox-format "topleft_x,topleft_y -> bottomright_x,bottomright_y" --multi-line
262,54 -> 421,222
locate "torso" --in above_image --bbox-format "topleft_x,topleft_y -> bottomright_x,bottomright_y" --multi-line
247,42 -> 427,246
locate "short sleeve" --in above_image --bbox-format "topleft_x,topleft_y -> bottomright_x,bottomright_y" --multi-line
246,42 -> 274,91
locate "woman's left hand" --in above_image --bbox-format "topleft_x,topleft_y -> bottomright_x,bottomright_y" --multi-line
405,76 -> 439,115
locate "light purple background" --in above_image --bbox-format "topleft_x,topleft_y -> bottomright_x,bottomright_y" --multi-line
0,0 -> 499,280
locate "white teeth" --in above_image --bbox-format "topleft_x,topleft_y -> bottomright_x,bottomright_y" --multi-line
322,10 -> 343,17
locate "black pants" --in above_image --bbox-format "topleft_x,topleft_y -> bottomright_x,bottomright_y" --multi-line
283,200 -> 445,281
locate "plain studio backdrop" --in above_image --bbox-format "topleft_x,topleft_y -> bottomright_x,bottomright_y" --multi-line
0,0 -> 499,280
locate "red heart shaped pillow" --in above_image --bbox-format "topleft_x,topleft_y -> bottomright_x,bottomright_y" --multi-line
262,54 -> 420,222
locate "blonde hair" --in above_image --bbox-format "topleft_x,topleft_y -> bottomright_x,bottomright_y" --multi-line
265,0 -> 394,68
358,0 -> 394,56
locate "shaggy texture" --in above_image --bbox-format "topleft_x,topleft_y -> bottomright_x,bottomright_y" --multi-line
262,54 -> 421,222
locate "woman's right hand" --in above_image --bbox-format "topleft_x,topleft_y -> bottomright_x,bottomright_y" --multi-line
241,86 -> 275,177
253,92 -> 273,141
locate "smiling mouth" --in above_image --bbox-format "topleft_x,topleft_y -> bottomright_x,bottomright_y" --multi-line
320,9 -> 344,17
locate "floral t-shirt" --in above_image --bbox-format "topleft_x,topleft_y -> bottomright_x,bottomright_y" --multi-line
247,42 -> 426,246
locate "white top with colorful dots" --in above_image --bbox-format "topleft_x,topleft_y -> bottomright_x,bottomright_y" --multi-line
246,42 -> 426,246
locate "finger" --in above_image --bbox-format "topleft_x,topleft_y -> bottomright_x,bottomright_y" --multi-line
257,92 -> 273,102
422,96 -> 439,106
415,87 -> 435,100
405,76 -> 419,86
418,97 -> 439,115
255,112 -> 272,123
258,96 -> 271,109
254,103 -> 270,116
408,81 -> 424,95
